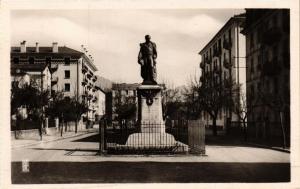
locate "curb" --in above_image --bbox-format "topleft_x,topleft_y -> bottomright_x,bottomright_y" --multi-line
12,130 -> 97,149
247,142 -> 290,153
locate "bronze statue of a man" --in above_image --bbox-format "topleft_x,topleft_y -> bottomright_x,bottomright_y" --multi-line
138,35 -> 157,85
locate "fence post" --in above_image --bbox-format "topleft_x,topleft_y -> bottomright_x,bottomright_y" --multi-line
99,119 -> 106,155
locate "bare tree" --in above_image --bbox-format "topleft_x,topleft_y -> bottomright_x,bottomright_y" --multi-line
197,74 -> 231,136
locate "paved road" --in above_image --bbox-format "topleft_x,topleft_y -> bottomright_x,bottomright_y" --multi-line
11,132 -> 290,183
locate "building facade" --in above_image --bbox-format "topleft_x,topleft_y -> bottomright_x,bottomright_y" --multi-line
199,14 -> 246,130
11,41 -> 99,122
241,9 -> 290,145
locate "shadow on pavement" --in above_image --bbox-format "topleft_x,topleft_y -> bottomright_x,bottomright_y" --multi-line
72,133 -> 100,143
11,161 -> 290,183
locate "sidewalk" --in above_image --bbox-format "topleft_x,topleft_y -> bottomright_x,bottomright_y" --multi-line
11,128 -> 98,149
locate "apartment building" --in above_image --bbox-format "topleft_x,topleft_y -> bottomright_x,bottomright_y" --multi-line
11,41 -> 99,122
199,14 -> 246,130
241,9 -> 290,145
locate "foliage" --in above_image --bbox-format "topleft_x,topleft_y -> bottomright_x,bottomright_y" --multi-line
46,91 -> 88,122
113,91 -> 137,122
11,81 -> 50,120
197,74 -> 232,136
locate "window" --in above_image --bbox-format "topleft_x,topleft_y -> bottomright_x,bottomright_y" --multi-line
13,57 -> 19,64
65,70 -> 70,79
65,83 -> 70,92
29,57 -> 34,64
64,57 -> 70,65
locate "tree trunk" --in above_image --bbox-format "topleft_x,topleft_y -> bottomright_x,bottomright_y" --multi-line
212,117 -> 217,136
279,111 -> 286,149
75,117 -> 78,134
243,119 -> 247,141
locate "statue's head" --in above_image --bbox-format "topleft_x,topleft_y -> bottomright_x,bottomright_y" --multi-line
145,35 -> 151,42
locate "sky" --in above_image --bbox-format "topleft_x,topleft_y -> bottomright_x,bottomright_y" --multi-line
11,9 -> 244,86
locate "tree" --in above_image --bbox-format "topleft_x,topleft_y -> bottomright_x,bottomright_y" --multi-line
260,91 -> 289,148
11,81 -> 50,128
197,74 -> 231,136
113,91 -> 137,127
46,91 -> 88,133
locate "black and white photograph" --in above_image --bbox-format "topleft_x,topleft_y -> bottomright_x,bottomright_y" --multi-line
0,0 -> 299,188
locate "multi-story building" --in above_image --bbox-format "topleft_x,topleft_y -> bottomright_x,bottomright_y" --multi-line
11,41 -> 99,122
241,9 -> 290,145
198,13 -> 246,130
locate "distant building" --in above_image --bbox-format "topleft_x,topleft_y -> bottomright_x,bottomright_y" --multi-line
94,76 -> 113,120
241,9 -> 290,145
199,14 -> 246,129
11,63 -> 51,90
110,83 -> 140,122
11,41 -> 99,122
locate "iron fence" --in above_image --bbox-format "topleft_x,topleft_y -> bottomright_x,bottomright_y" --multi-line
99,119 -> 205,155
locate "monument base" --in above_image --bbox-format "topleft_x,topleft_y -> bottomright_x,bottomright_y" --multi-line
126,132 -> 176,147
123,84 -> 188,152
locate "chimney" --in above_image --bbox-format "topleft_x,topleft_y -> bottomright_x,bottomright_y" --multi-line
52,42 -> 58,53
35,42 -> 39,53
20,40 -> 26,53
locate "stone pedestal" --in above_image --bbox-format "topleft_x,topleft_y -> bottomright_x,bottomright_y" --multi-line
126,85 -> 176,147
138,85 -> 165,133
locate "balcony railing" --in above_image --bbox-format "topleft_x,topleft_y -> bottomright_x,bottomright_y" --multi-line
213,67 -> 221,75
223,39 -> 232,50
213,47 -> 222,57
262,27 -> 282,46
223,58 -> 232,69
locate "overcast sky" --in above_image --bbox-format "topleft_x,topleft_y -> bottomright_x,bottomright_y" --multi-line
11,9 -> 244,86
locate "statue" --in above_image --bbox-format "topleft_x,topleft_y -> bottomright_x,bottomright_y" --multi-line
138,35 -> 157,85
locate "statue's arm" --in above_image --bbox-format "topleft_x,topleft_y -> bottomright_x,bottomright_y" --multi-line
153,43 -> 157,59
138,44 -> 143,65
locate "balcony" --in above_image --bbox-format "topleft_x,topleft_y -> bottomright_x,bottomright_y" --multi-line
81,78 -> 88,86
223,58 -> 232,69
261,60 -> 281,77
262,27 -> 282,46
92,75 -> 97,82
214,67 -> 221,75
200,61 -> 205,69
50,64 -> 58,73
223,39 -> 232,50
87,72 -> 92,79
213,47 -> 222,57
51,76 -> 58,85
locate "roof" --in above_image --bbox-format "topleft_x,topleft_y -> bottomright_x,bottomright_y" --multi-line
11,63 -> 49,75
199,13 -> 246,55
11,46 -> 84,55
